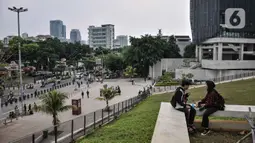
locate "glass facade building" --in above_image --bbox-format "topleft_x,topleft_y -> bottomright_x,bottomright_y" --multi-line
190,0 -> 255,44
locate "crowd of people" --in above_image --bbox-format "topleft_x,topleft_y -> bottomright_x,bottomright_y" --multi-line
171,80 -> 225,136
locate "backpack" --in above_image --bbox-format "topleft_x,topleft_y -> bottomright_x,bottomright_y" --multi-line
214,90 -> 225,110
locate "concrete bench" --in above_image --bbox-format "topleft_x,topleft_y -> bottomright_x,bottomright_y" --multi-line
151,102 -> 190,143
196,105 -> 255,118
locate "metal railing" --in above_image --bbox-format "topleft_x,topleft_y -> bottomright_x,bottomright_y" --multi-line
152,71 -> 255,93
9,90 -> 151,143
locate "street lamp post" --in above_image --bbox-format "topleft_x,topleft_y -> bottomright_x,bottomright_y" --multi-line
8,6 -> 28,113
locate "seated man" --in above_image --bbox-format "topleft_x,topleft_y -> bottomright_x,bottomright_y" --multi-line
171,80 -> 196,133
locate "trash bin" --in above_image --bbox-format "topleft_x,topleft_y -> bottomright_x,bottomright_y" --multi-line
43,130 -> 48,139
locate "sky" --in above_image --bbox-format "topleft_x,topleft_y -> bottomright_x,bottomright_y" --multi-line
0,0 -> 191,41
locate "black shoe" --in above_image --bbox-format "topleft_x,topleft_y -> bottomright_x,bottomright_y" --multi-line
201,129 -> 210,136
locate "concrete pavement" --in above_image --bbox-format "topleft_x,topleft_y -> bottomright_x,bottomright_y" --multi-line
0,79 -> 150,143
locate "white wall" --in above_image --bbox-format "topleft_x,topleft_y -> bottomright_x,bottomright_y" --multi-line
149,58 -> 195,79
202,60 -> 255,69
175,68 -> 255,80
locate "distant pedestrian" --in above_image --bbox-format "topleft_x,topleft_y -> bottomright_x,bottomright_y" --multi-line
14,105 -> 19,119
87,81 -> 89,88
34,102 -> 37,112
86,90 -> 89,98
24,104 -> 27,115
81,91 -> 84,99
28,104 -> 31,111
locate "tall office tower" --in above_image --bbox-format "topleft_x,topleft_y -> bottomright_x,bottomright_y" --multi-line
62,25 -> 66,39
188,0 -> 255,80
70,29 -> 81,43
88,24 -> 115,49
50,20 -> 66,39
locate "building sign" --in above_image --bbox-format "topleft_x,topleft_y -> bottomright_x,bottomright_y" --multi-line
225,8 -> 245,29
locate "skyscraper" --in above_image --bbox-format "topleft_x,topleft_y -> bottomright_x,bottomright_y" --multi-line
50,20 -> 66,39
88,24 -> 115,49
186,0 -> 255,80
190,0 -> 255,44
62,25 -> 66,39
70,29 -> 81,43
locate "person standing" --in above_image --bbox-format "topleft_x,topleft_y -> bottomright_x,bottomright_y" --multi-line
14,105 -> 19,119
81,91 -> 84,99
86,90 -> 90,98
24,104 -> 27,115
171,80 -> 196,133
197,80 -> 225,136
34,102 -> 37,112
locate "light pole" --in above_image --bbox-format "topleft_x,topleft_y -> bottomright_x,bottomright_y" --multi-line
8,6 -> 28,113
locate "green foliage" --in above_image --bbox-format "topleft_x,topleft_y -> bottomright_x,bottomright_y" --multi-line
78,93 -> 170,143
6,37 -> 92,71
37,91 -> 72,125
122,35 -> 181,77
104,53 -> 124,72
97,84 -> 120,109
94,47 -> 110,56
183,43 -> 196,58
159,72 -> 174,83
182,73 -> 194,79
124,66 -> 137,78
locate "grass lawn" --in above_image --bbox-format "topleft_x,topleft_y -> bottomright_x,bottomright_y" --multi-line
77,79 -> 255,143
188,78 -> 255,105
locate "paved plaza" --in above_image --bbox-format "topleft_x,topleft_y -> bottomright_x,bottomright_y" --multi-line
0,79 -> 150,143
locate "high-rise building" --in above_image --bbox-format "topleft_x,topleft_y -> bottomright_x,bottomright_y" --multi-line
70,29 -> 81,43
115,35 -> 128,48
62,25 -> 66,39
50,20 -> 66,39
190,0 -> 255,44
88,24 -> 115,49
177,0 -> 255,80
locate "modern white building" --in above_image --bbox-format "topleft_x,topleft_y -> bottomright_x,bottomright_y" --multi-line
88,24 -> 115,49
114,35 -> 128,49
175,35 -> 191,56
70,29 -> 81,43
154,30 -> 191,56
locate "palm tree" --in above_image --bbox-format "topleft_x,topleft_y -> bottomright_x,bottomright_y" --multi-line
124,66 -> 137,81
36,91 -> 73,142
96,84 -> 119,111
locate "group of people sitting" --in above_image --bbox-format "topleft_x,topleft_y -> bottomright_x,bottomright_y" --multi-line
171,80 -> 225,136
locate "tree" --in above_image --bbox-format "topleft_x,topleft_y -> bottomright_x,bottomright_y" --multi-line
36,91 -> 73,142
94,47 -> 110,56
122,35 -> 181,78
96,84 -> 119,111
164,35 -> 182,58
183,43 -> 196,58
104,53 -> 124,72
124,66 -> 137,79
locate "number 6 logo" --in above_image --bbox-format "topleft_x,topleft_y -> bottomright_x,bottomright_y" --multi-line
225,8 -> 245,29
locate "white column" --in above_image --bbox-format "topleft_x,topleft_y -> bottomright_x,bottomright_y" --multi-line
239,44 -> 244,60
198,46 -> 202,62
218,43 -> 223,61
195,46 -> 198,60
213,45 -> 217,60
